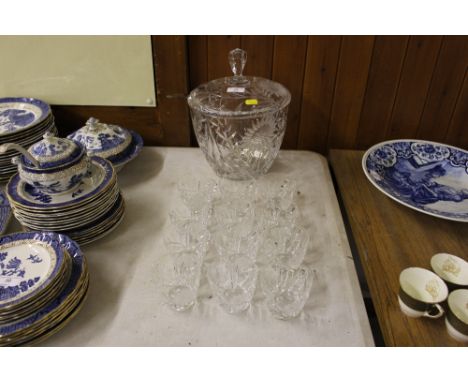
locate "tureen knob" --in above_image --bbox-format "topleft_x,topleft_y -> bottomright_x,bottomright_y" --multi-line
43,131 -> 55,141
86,117 -> 100,131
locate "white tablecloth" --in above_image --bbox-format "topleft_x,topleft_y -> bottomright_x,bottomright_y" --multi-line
32,147 -> 374,346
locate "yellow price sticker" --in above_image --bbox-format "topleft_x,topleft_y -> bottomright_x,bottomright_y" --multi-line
245,99 -> 258,105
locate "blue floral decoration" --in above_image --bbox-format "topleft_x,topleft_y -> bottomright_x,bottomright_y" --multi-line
364,140 -> 468,222
0,254 -> 41,301
26,185 -> 53,204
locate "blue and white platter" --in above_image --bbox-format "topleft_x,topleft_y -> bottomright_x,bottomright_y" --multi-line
0,233 -> 88,345
0,190 -> 11,235
363,140 -> 468,222
0,98 -> 51,137
0,232 -> 67,309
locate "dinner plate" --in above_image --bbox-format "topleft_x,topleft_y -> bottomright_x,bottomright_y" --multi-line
0,98 -> 51,137
0,233 -> 87,344
0,190 -> 11,234
19,281 -> 89,346
363,140 -> 468,222
0,232 -> 68,310
0,253 -> 71,324
14,191 -> 119,228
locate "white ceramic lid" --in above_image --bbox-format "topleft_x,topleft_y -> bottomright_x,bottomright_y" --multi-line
67,117 -> 132,158
24,132 -> 84,169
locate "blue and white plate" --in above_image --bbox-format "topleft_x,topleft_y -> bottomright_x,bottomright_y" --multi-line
0,98 -> 51,137
0,190 -> 11,235
363,140 -> 468,222
0,232 -> 67,309
0,233 -> 86,342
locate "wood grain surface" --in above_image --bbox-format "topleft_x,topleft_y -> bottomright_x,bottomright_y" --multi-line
329,149 -> 468,346
49,36 -> 467,152
188,35 -> 467,153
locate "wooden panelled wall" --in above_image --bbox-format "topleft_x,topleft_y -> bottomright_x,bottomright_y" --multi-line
189,35 -> 468,153
52,36 -> 467,154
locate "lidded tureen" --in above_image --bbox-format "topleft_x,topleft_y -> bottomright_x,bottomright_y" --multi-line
67,117 -> 141,171
187,48 -> 291,180
0,132 -> 90,194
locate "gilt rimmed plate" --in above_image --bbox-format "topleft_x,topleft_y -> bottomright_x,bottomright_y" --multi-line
363,140 -> 468,222
0,233 -> 86,340
7,156 -> 115,210
0,98 -> 51,137
0,232 -> 67,309
0,190 -> 11,235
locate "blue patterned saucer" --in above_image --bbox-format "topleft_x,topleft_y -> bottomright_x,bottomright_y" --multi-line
7,156 -> 114,209
0,98 -> 51,137
0,232 -> 67,310
0,189 -> 11,235
0,233 -> 86,341
363,140 -> 468,222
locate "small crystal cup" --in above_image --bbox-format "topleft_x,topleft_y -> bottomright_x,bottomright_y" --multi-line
207,254 -> 258,314
169,208 -> 210,239
259,224 -> 309,268
164,225 -> 210,258
161,250 -> 203,312
212,218 -> 260,260
177,178 -> 218,217
261,265 -> 313,320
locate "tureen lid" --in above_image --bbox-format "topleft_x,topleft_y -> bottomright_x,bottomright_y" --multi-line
187,48 -> 291,118
23,132 -> 84,169
67,117 -> 132,158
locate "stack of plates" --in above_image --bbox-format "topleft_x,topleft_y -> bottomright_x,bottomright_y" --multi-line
0,232 -> 88,346
6,156 -> 125,246
0,97 -> 57,182
0,189 -> 12,235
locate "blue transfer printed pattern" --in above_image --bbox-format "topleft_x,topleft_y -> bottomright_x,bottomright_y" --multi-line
0,253 -> 41,301
68,128 -> 127,154
26,185 -> 53,204
0,97 -> 51,135
7,156 -> 114,209
364,140 -> 468,221
30,140 -> 70,158
108,130 -> 144,167
0,109 -> 35,132
72,187 -> 84,198
0,232 -> 67,309
0,233 -> 84,337
27,254 -> 43,264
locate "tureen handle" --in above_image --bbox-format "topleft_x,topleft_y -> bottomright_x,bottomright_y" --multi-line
0,143 -> 40,167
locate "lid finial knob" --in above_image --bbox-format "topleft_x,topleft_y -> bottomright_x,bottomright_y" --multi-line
86,117 -> 100,131
229,48 -> 247,80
